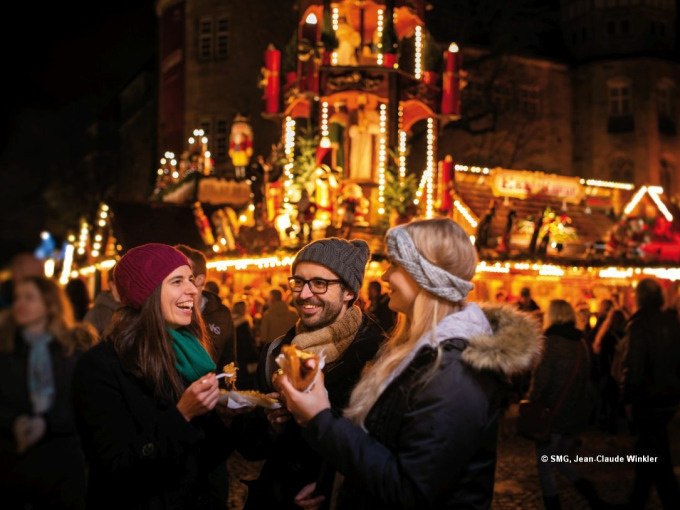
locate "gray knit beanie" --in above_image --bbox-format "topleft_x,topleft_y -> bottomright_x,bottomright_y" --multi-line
291,238 -> 370,294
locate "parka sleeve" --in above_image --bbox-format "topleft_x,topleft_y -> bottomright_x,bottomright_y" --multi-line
71,349 -> 212,479
302,362 -> 495,509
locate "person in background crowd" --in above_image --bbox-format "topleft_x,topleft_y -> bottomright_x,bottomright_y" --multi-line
527,299 -> 606,510
619,278 -> 680,509
259,288 -> 297,346
72,244 -> 236,509
0,276 -> 97,509
517,286 -> 540,313
204,280 -> 221,297
365,280 -> 396,334
592,308 -> 628,434
175,244 -> 239,504
83,270 -> 120,336
277,219 -> 541,510
243,237 -> 385,510
175,245 -> 236,370
65,278 -> 91,321
230,300 -> 259,389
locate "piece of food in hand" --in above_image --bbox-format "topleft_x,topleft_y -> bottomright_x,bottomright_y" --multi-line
222,362 -> 238,387
279,345 -> 320,391
230,390 -> 280,408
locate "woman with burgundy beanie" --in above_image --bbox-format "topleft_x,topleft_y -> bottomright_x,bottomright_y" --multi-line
72,244 -> 236,509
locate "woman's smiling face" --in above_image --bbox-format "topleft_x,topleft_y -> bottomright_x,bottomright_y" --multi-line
160,265 -> 197,329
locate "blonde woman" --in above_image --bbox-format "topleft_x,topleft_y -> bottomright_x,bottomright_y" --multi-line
277,218 -> 541,510
0,276 -> 97,509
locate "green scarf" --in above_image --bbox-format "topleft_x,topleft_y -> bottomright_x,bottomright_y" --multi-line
167,328 -> 216,383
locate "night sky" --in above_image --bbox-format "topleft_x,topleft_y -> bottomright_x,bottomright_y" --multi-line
0,0 -> 156,266
0,0 -> 605,268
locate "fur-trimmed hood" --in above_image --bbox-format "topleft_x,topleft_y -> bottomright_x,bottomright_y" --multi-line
461,304 -> 543,377
382,303 -> 543,390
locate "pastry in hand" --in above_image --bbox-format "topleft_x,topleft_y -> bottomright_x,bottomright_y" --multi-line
279,345 -> 320,391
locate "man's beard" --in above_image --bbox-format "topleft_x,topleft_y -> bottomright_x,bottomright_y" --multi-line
295,296 -> 344,330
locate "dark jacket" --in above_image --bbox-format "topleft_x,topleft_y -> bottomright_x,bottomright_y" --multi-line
233,317 -> 259,390
72,342 -> 235,510
620,308 -> 680,409
302,304 -> 541,510
243,313 -> 384,510
201,290 -> 235,369
83,291 -> 119,336
0,333 -> 86,507
528,322 -> 591,435
367,293 -> 396,334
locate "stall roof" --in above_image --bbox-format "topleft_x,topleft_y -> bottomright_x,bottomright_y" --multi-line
455,172 -> 618,247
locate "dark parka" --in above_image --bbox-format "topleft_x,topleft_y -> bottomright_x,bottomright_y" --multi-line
0,333 -> 87,507
620,308 -> 680,409
243,313 -> 384,510
201,290 -> 236,369
72,342 -> 235,510
528,322 -> 592,435
302,304 -> 541,510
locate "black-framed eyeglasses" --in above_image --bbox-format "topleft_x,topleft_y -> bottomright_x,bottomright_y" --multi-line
288,276 -> 343,294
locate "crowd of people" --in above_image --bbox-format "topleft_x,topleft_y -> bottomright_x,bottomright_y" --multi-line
0,217 -> 679,510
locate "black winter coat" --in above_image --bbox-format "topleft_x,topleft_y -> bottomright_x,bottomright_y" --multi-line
243,314 -> 384,510
201,290 -> 235,369
302,338 -> 507,510
0,334 -> 86,507
621,308 -> 680,409
528,322 -> 591,435
72,342 -> 235,510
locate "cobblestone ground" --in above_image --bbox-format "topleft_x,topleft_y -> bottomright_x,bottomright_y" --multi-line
226,404 -> 680,509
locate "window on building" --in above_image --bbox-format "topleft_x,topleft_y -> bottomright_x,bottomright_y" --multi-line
518,85 -> 542,117
492,82 -> 514,113
199,118 -> 212,140
608,78 -> 634,132
198,17 -> 213,61
608,80 -> 632,116
660,159 -> 675,196
609,157 -> 634,183
216,15 -> 229,59
215,119 -> 228,161
657,80 -> 677,135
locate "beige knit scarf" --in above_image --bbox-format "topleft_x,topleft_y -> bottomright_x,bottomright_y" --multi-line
293,305 -> 362,363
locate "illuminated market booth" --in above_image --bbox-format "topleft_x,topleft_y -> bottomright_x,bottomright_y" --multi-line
52,0 -> 680,312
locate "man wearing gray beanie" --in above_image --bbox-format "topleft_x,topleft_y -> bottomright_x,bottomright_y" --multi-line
244,237 -> 385,510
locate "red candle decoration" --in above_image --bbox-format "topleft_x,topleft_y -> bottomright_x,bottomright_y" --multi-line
439,155 -> 454,213
264,44 -> 281,114
441,43 -> 462,116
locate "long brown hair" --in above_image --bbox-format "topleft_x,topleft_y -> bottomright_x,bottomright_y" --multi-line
0,276 -> 96,354
107,286 -> 211,402
344,218 -> 477,426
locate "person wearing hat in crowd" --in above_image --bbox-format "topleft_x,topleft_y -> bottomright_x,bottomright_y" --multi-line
277,218 -> 542,510
242,237 -> 385,510
71,244 -> 236,509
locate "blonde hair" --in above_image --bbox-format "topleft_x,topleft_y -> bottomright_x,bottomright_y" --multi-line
544,299 -> 576,329
344,219 -> 477,426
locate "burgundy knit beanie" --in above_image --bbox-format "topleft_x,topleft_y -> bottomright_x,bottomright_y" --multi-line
114,243 -> 190,308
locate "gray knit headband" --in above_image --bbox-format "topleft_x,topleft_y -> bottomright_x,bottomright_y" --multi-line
386,226 -> 474,302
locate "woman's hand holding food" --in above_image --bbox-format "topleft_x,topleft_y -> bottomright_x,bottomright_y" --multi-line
274,360 -> 330,427
177,372 -> 219,421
